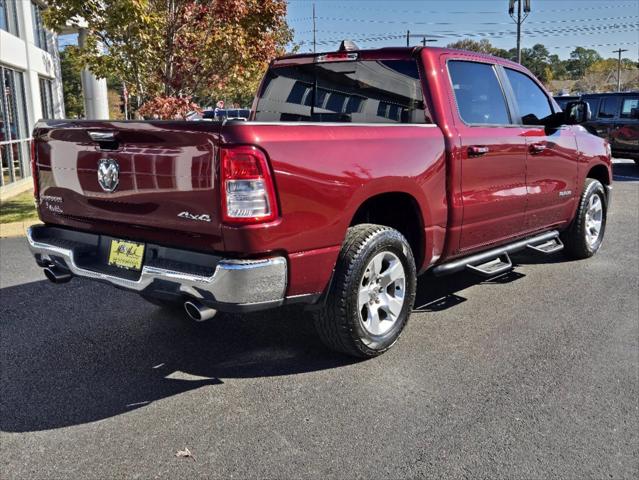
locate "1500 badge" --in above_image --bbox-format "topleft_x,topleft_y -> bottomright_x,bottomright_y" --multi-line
178,211 -> 211,222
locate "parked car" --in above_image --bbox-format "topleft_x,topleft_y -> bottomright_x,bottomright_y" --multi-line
555,92 -> 639,163
553,95 -> 580,111
202,108 -> 251,121
27,46 -> 612,358
581,92 -> 639,162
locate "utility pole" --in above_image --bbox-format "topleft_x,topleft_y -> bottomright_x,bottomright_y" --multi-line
509,0 -> 531,64
312,3 -> 316,53
405,32 -> 437,47
613,48 -> 628,91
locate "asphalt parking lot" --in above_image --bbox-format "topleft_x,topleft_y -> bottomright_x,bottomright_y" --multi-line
1,160 -> 638,479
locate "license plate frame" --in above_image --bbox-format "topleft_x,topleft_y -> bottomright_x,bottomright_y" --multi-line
108,239 -> 146,271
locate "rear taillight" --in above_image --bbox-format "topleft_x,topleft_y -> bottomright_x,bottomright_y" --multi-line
220,145 -> 278,224
30,140 -> 39,200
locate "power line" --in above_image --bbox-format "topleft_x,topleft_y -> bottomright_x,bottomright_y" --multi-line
288,2 -> 637,17
298,24 -> 638,46
300,15 -> 638,26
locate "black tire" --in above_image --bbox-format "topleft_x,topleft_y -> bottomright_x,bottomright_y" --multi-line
561,178 -> 608,259
314,224 -> 417,358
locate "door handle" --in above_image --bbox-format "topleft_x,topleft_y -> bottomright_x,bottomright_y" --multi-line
468,146 -> 490,156
529,143 -> 547,154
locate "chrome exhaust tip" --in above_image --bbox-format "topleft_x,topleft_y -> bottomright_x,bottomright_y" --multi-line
43,267 -> 72,284
184,300 -> 217,322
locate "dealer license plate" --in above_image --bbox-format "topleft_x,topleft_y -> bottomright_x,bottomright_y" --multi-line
108,239 -> 145,271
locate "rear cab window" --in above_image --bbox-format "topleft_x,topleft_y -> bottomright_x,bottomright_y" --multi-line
254,57 -> 430,123
447,60 -> 511,126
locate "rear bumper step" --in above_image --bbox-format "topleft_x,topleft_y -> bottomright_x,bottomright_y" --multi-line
27,225 -> 288,311
432,230 -> 561,277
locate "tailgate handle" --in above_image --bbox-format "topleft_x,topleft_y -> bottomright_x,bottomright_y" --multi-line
88,131 -> 119,150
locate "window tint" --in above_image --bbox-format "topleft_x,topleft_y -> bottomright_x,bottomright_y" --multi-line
505,68 -> 552,125
620,98 -> 638,119
583,98 -> 599,119
599,97 -> 620,118
448,61 -> 510,125
255,59 -> 430,123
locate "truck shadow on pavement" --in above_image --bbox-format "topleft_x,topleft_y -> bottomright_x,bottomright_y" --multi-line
0,249 -> 575,433
0,279 -> 355,433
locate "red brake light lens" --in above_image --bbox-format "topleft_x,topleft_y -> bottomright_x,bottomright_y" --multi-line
220,146 -> 278,224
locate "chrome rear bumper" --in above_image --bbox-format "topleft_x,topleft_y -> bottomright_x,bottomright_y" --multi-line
27,225 -> 287,309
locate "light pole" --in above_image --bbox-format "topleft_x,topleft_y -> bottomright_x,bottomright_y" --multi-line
613,48 -> 628,92
509,0 -> 531,64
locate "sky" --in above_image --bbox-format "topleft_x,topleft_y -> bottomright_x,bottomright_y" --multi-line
286,0 -> 639,59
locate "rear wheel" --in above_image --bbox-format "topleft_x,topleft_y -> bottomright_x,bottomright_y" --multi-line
314,224 -> 417,358
561,178 -> 608,259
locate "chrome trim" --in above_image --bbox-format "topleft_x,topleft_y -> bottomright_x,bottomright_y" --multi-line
88,131 -> 116,141
26,227 -> 287,305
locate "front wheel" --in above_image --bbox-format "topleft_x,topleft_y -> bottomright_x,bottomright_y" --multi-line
561,178 -> 608,259
314,224 -> 417,358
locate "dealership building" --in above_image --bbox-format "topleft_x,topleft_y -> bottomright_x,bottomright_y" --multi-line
1,0 -> 64,198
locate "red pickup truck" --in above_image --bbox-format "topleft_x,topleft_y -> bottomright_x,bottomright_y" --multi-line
28,46 -> 612,358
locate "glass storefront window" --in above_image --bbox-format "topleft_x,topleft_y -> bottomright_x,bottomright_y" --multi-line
31,1 -> 51,52
39,76 -> 54,119
1,66 -> 30,186
0,0 -> 20,37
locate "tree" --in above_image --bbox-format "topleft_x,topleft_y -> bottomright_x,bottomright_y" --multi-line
516,44 -> 552,83
59,47 -> 84,118
565,47 -> 602,79
446,39 -> 510,59
44,0 -> 292,118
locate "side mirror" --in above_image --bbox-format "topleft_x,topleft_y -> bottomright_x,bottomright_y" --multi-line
565,100 -> 591,125
631,108 -> 639,119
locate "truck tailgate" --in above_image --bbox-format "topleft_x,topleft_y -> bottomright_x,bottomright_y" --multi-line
33,120 -> 224,251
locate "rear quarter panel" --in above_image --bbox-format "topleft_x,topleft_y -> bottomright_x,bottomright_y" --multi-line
220,123 -> 447,293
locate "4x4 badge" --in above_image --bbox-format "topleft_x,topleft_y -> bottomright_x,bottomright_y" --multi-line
178,211 -> 211,222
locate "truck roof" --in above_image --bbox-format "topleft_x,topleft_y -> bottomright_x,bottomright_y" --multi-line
273,46 -> 523,70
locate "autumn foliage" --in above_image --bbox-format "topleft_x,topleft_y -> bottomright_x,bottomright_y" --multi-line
44,0 -> 292,119
137,96 -> 201,120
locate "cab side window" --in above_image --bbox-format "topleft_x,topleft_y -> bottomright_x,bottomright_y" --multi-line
584,98 -> 599,119
448,61 -> 511,125
620,98 -> 639,119
504,68 -> 553,126
599,97 -> 620,119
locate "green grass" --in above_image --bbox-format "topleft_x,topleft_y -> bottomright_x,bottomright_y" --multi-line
0,190 -> 38,224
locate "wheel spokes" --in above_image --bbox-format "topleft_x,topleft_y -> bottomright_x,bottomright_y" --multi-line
366,304 -> 382,334
379,259 -> 403,287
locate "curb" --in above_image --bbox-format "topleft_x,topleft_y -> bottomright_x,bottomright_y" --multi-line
0,220 -> 42,239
